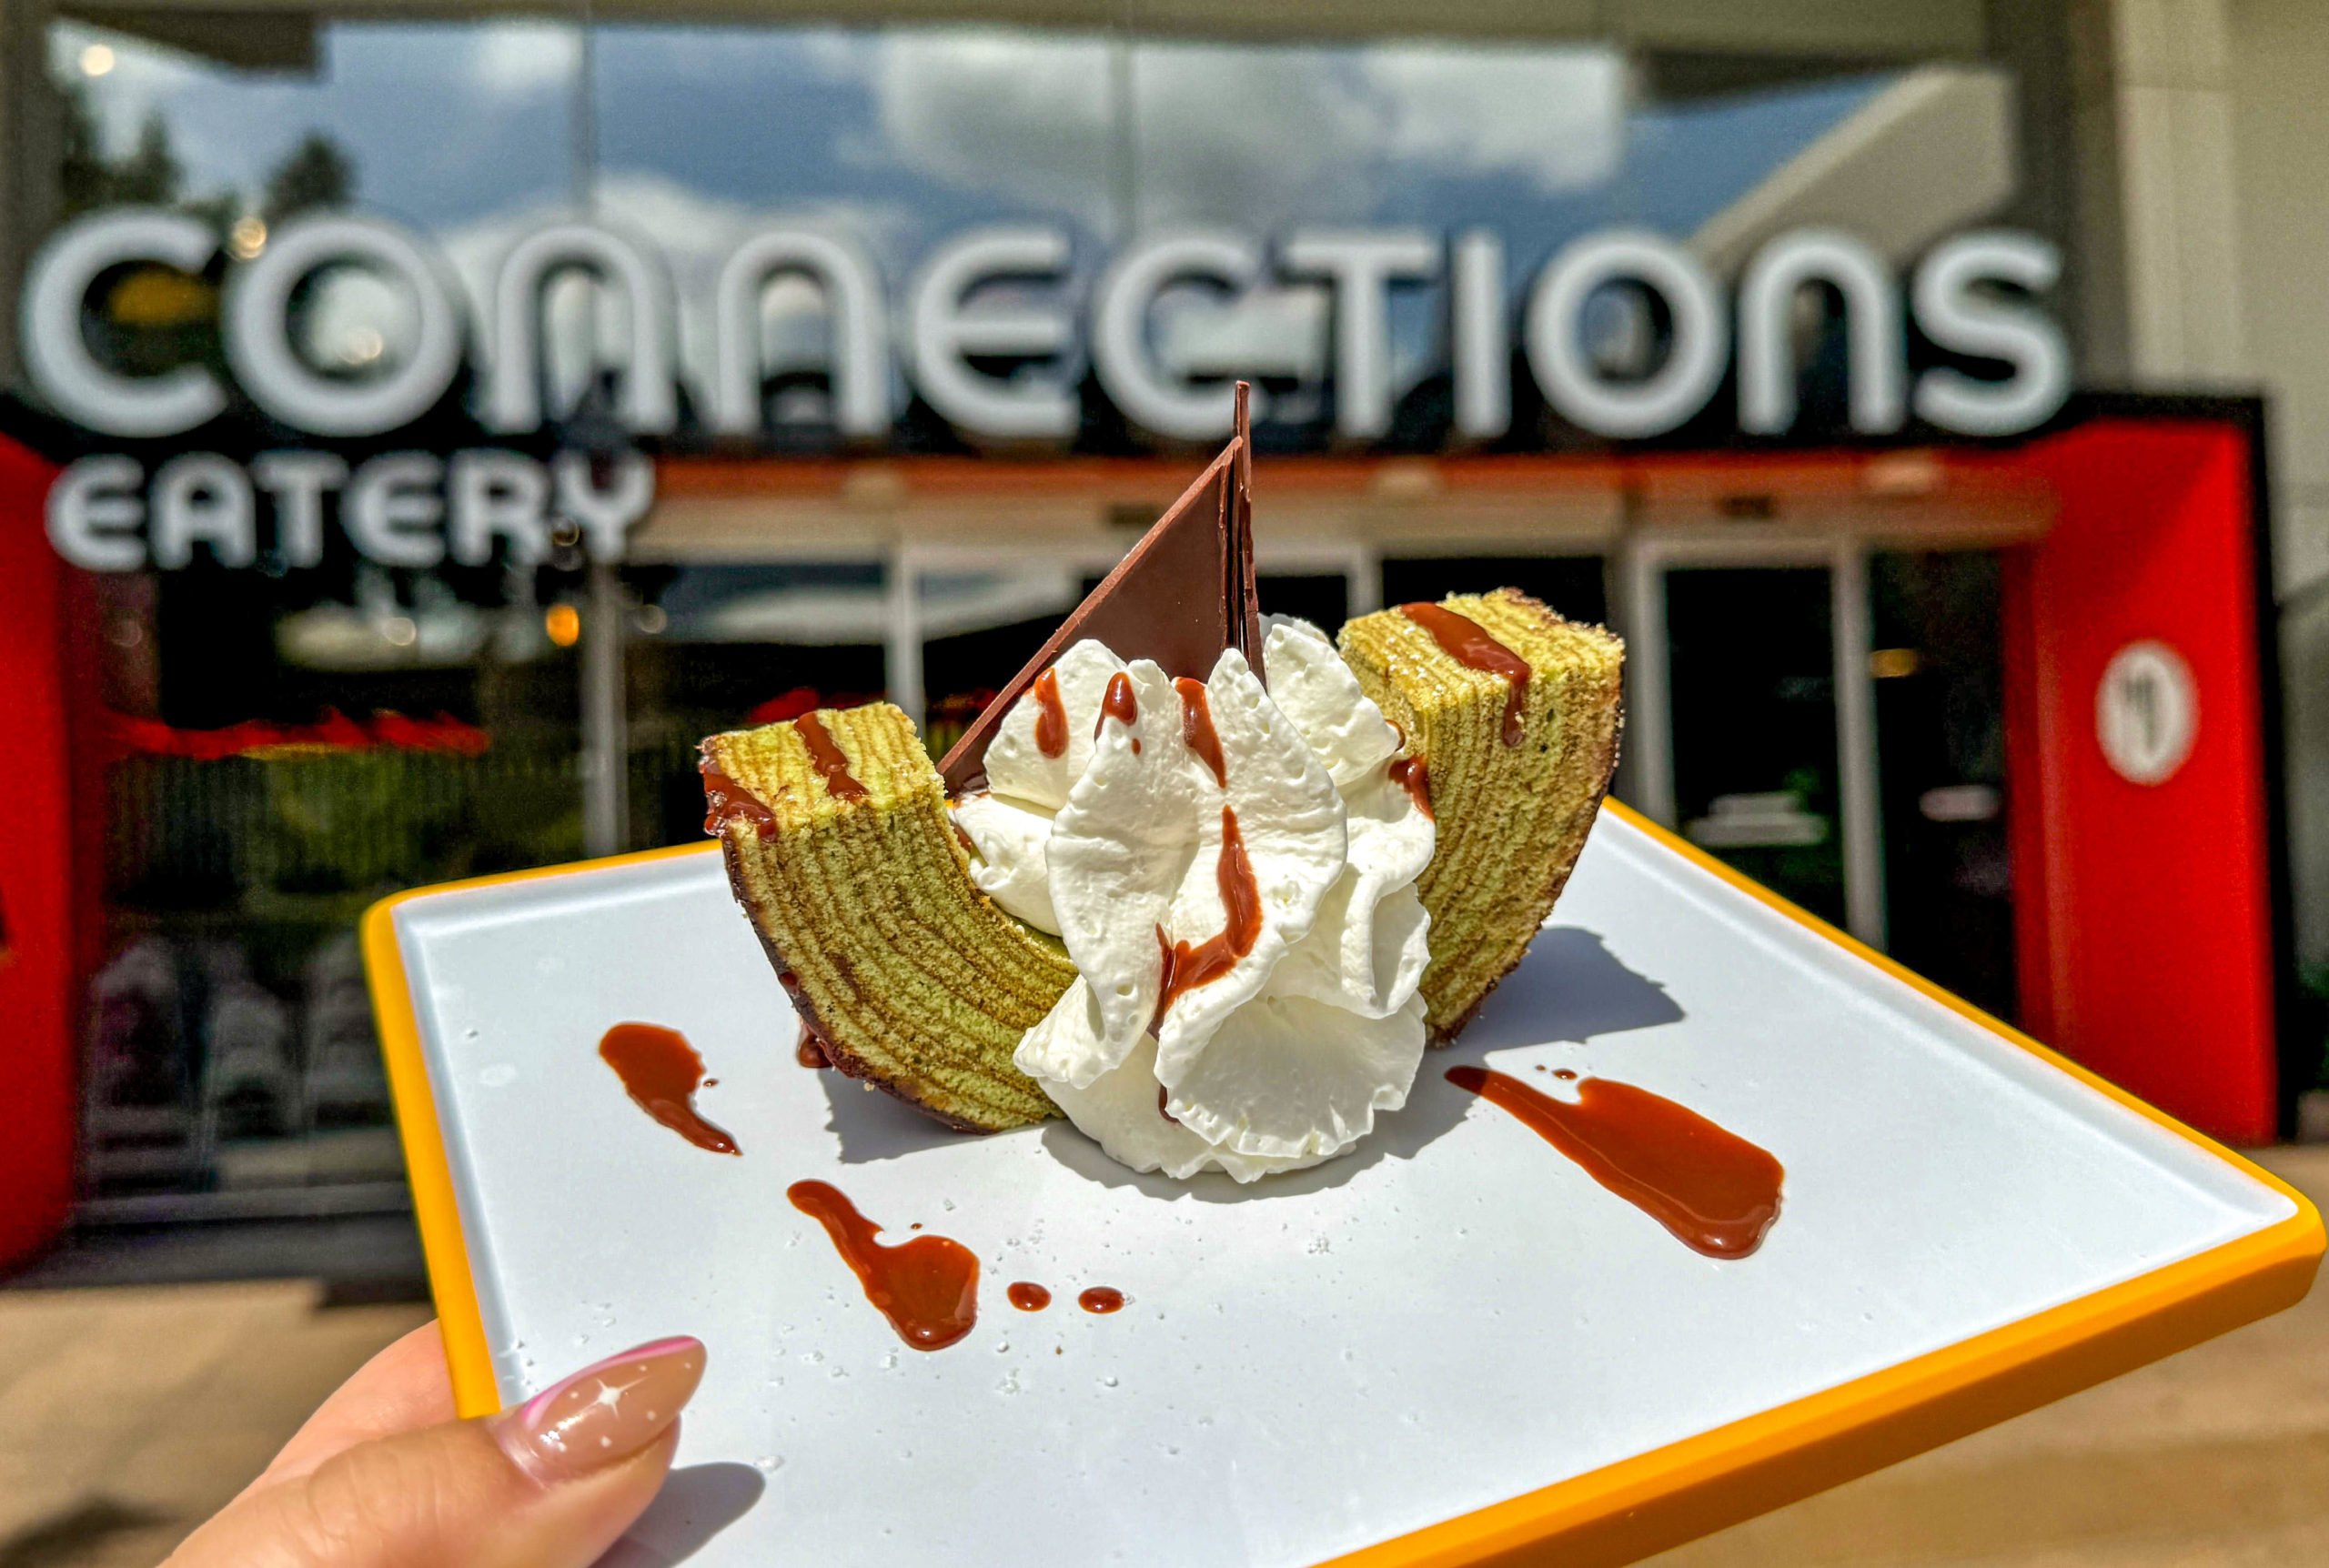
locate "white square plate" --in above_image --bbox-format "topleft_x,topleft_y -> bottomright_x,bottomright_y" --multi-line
365,805 -> 2321,1568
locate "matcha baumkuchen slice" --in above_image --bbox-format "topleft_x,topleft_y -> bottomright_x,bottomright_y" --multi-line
702,702 -> 1072,1131
1337,590 -> 1624,1041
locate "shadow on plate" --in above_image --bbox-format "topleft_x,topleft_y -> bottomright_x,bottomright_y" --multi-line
823,926 -> 1679,1182
1460,926 -> 1682,1050
596,1462 -> 766,1567
818,1065 -> 966,1163
1038,1061 -> 1477,1205
1037,925 -> 1682,1203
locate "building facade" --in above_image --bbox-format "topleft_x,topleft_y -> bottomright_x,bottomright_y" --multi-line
0,0 -> 2309,1261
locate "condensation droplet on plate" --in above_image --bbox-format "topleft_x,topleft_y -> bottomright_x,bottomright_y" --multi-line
479,1064 -> 518,1089
754,1455 -> 783,1473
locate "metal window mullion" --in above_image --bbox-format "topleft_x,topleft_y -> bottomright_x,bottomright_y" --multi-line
1617,536 -> 1676,826
886,543 -> 925,731
1832,538 -> 1887,950
580,558 -> 630,859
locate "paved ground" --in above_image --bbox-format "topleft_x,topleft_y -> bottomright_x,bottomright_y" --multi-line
2,1149 -> 2324,1568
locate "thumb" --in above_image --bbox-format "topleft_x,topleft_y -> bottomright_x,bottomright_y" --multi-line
167,1337 -> 706,1568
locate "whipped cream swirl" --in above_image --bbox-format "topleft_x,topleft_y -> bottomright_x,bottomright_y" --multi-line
950,618 -> 1434,1181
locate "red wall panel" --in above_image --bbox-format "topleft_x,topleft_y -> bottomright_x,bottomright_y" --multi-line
2006,421 -> 2278,1142
0,435 -> 78,1265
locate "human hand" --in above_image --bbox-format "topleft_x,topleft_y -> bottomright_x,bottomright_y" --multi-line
166,1322 -> 704,1568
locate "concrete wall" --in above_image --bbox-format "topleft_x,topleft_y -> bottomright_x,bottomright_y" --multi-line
2093,0 -> 2329,975
2223,0 -> 2329,970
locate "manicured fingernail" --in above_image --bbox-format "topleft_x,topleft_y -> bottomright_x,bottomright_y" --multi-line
490,1336 -> 706,1483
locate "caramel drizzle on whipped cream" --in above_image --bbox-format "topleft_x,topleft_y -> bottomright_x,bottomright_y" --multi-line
1175,678 -> 1227,788
1151,804 -> 1263,1035
1096,672 -> 1141,753
1032,667 -> 1069,759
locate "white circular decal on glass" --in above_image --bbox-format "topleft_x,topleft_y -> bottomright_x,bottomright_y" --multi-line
2096,639 -> 2198,786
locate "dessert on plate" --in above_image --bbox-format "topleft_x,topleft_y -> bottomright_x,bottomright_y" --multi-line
1339,592 -> 1623,1040
701,387 -> 1624,1179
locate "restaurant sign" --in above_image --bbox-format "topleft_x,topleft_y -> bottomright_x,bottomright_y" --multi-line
25,207 -> 2071,571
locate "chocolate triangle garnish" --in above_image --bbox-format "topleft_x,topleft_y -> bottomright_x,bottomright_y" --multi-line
940,383 -> 1263,795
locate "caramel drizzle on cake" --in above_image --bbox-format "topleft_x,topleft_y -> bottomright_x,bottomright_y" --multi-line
1399,602 -> 1533,747
700,764 -> 777,837
794,711 -> 869,800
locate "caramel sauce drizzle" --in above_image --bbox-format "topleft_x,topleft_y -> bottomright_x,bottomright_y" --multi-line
1007,1282 -> 1053,1312
1033,667 -> 1068,759
1447,1067 -> 1784,1259
795,1020 -> 829,1069
788,1180 -> 980,1351
700,767 -> 777,838
1078,1287 -> 1126,1314
1386,753 -> 1432,819
1096,671 -> 1141,753
1150,805 -> 1262,1035
599,1022 -> 739,1155
1399,602 -> 1531,747
795,711 -> 868,801
1175,677 -> 1226,787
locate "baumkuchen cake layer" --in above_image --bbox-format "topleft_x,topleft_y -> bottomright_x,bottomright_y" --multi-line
704,702 -> 1071,1131
1338,591 -> 1624,1041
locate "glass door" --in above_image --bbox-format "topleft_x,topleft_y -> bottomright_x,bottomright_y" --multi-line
1618,537 -> 1884,946
1663,564 -> 1850,927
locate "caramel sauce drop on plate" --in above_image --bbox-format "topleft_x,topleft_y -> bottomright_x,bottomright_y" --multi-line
1399,602 -> 1531,747
788,1181 -> 981,1351
795,1020 -> 829,1070
1447,1066 -> 1783,1259
1077,1287 -> 1126,1314
1007,1282 -> 1053,1312
599,1022 -> 739,1155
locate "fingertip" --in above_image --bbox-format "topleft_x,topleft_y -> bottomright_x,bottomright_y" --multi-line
490,1336 -> 706,1486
